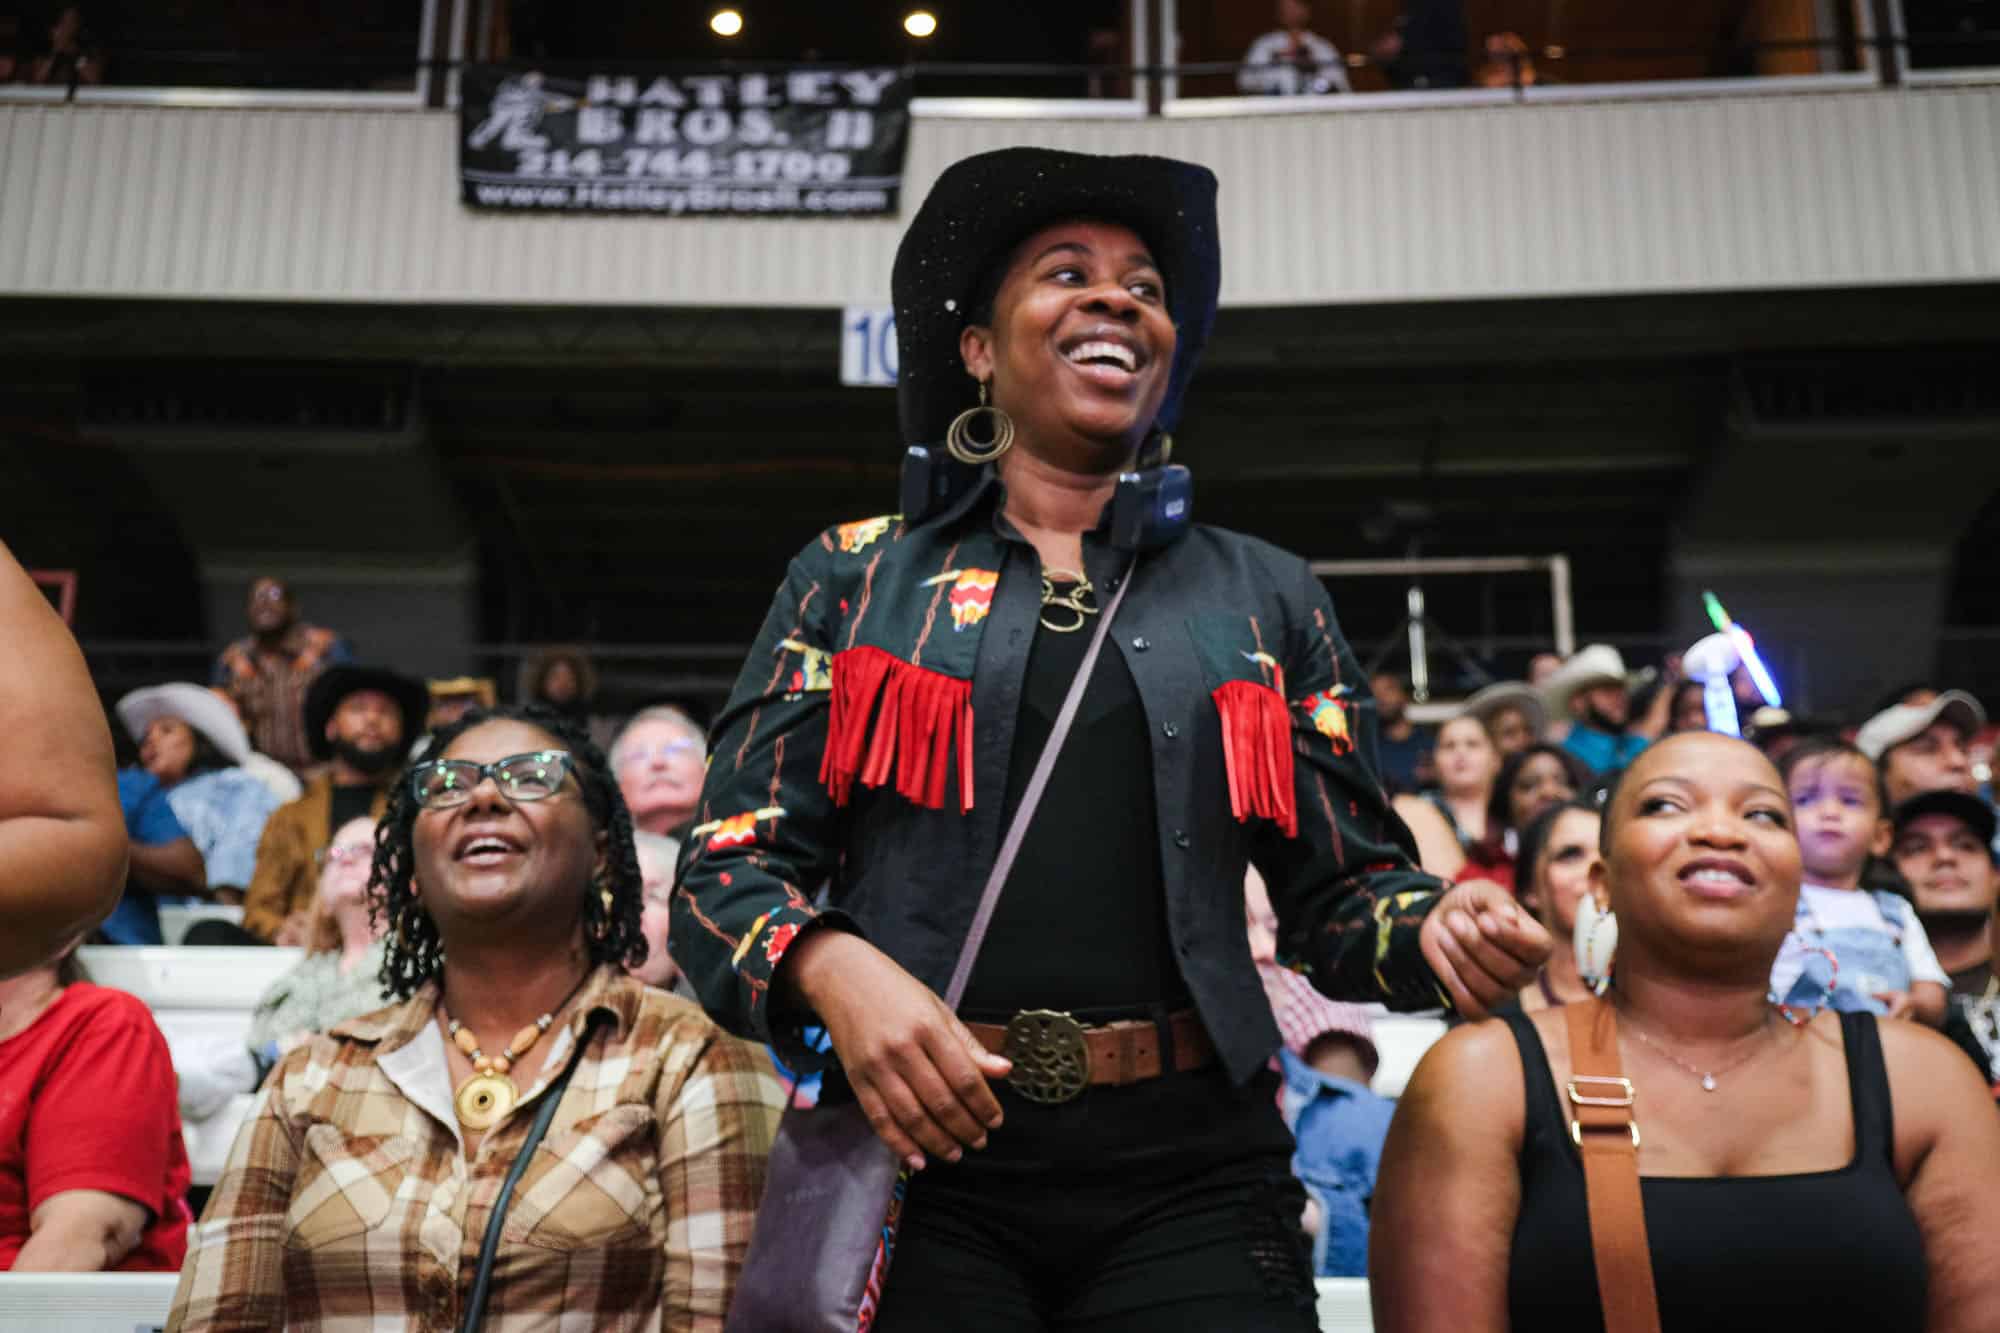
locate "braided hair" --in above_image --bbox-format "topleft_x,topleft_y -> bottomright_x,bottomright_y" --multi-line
368,703 -> 648,1000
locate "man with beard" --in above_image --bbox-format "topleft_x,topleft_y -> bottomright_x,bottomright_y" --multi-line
1892,790 -> 2000,1095
1544,643 -> 1672,780
237,667 -> 425,945
211,578 -> 352,775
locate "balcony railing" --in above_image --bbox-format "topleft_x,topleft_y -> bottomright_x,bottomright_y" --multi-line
2,0 -> 1993,115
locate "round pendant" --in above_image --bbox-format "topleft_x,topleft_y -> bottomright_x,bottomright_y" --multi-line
1700,1074 -> 1718,1092
454,1072 -> 519,1130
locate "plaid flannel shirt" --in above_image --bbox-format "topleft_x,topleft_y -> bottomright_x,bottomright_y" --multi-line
1259,961 -> 1377,1064
167,965 -> 784,1333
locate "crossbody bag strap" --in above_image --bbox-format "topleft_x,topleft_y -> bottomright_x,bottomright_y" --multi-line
942,561 -> 1134,1009
1562,998 -> 1662,1333
461,1009 -> 609,1333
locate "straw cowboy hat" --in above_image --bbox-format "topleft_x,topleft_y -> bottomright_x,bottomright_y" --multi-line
1460,680 -> 1546,738
1540,644 -> 1635,715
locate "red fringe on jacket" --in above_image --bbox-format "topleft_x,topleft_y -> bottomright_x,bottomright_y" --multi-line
1212,678 -> 1298,838
821,645 -> 975,813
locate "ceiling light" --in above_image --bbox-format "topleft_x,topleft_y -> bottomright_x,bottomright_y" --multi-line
903,10 -> 938,39
710,9 -> 744,37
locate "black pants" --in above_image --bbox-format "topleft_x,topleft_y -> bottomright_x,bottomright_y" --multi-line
865,1062 -> 1320,1332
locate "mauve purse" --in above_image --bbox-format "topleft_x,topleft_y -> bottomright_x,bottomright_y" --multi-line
723,568 -> 1133,1333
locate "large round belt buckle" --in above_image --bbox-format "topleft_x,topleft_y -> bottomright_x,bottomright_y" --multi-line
1002,1009 -> 1091,1105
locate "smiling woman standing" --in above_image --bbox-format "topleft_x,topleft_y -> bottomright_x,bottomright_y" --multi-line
1372,732 -> 2000,1332
674,147 -> 1547,1330
168,706 -> 784,1332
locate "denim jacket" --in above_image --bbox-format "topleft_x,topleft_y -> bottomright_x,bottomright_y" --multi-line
672,472 -> 1451,1083
1278,1047 -> 1396,1277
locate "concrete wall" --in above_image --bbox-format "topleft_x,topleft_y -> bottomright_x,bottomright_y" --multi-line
2,84 -> 1997,309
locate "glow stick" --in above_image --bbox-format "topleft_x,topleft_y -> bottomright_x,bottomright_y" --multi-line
1699,591 -> 1782,709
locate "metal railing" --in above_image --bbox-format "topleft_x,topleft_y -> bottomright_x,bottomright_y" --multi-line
79,625 -> 2000,723
6,28 -> 1995,115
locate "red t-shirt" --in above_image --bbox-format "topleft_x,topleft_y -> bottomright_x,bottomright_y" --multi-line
0,983 -> 192,1271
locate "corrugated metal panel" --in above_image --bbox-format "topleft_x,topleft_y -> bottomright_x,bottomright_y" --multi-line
2,87 -> 1996,307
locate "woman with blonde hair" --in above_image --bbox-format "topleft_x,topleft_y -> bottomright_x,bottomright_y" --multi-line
173,815 -> 395,1122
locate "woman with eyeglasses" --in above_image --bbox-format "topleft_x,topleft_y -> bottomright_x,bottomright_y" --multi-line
168,706 -> 785,1332
175,816 -> 398,1124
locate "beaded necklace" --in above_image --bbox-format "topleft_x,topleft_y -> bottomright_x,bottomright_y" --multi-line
440,971 -> 591,1131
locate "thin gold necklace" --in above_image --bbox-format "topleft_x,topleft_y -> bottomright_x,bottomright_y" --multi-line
1620,1008 -> 1777,1093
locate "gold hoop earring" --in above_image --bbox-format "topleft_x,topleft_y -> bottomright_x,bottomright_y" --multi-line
945,381 -> 1014,466
1142,430 -> 1173,468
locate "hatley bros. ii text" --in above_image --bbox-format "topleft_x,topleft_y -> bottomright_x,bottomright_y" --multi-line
459,66 -> 912,217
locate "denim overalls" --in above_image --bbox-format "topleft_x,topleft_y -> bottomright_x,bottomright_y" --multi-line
1776,890 -> 1913,1017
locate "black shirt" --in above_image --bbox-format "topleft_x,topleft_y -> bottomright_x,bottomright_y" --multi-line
961,582 -> 1191,1019
328,782 -> 377,836
1948,958 -> 1996,999
675,472 -> 1449,1085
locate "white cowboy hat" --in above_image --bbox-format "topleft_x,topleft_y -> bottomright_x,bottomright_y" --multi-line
1540,644 -> 1633,715
1460,681 -> 1547,738
116,683 -> 303,802
117,683 -> 254,766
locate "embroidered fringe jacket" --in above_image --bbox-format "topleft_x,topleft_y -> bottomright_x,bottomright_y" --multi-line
671,475 -> 1451,1084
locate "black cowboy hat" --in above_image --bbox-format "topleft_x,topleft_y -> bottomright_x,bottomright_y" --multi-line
891,147 -> 1221,448
303,664 -> 431,760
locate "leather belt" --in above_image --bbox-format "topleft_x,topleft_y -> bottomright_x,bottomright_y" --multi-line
965,1008 -> 1216,1104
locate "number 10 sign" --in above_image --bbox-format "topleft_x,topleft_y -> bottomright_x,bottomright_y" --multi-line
840,306 -> 898,387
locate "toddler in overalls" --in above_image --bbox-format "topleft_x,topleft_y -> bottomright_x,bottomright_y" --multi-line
1769,739 -> 1949,1027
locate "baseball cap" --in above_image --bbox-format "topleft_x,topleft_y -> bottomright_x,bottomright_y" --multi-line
1854,690 -> 1985,761
1890,789 -> 1999,847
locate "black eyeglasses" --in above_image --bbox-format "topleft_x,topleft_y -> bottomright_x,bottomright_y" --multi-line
409,750 -> 574,810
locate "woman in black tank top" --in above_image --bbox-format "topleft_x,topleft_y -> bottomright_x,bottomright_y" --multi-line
1504,1007 -> 1921,1331
1369,732 -> 2000,1332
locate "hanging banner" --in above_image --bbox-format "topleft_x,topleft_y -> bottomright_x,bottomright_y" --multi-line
460,66 -> 911,217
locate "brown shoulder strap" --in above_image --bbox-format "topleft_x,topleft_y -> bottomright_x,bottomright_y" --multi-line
1562,999 -> 1662,1333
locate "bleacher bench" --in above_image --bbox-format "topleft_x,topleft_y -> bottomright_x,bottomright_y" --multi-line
0,1275 -> 1376,1331
78,946 -> 304,1186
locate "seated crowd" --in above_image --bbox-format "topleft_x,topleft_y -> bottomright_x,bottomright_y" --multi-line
5,541 -> 1999,1327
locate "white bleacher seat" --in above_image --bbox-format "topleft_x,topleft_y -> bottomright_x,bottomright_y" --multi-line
78,946 -> 303,1186
179,1092 -> 260,1185
78,945 -> 303,1011
0,1273 -> 178,1332
1368,1013 -> 1449,1099
156,902 -> 246,947
0,1275 -> 1372,1332
1315,1277 -> 1373,1330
